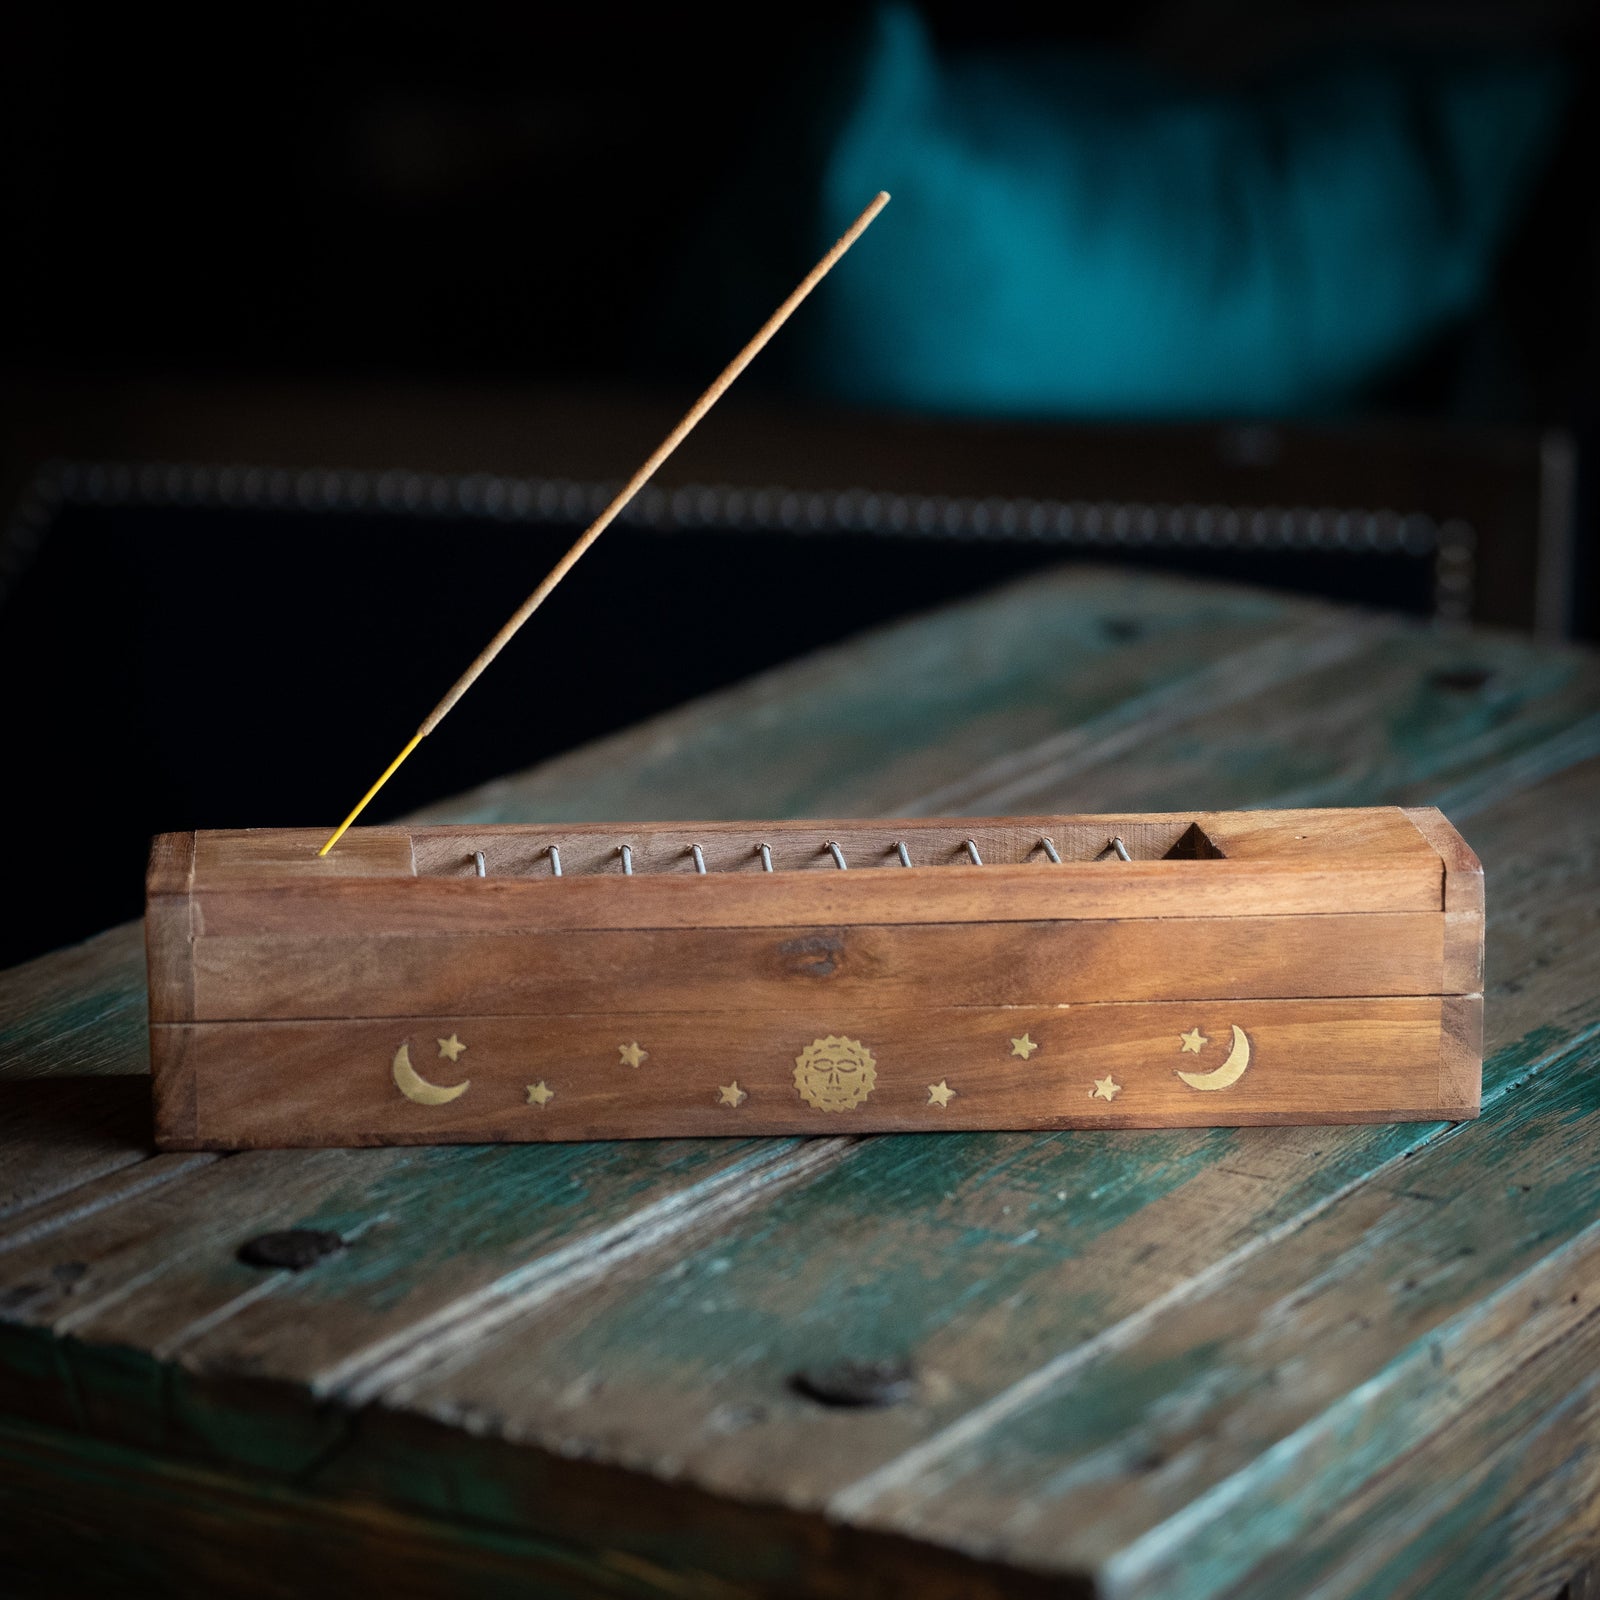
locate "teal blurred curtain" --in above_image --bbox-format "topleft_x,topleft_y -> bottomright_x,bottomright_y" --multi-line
689,6 -> 1568,418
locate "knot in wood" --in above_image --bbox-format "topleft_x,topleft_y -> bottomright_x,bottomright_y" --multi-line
791,1357 -> 916,1408
777,933 -> 845,979
1428,667 -> 1493,693
237,1229 -> 347,1272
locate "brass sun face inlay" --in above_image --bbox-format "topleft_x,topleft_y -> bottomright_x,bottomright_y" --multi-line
1010,1034 -> 1038,1060
927,1080 -> 956,1108
793,1035 -> 877,1112
526,1081 -> 554,1107
1179,1028 -> 1208,1054
1090,1076 -> 1121,1102
717,1081 -> 747,1108
437,1034 -> 467,1062
618,1042 -> 648,1069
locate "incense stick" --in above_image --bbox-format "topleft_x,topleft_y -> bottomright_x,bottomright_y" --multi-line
319,191 -> 890,855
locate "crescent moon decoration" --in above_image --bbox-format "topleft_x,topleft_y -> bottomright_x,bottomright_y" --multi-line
1177,1024 -> 1252,1091
392,1042 -> 470,1105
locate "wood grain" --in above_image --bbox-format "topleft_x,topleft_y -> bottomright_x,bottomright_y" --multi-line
0,1136 -> 826,1438
188,859 -> 1446,934
1224,1245 -> 1600,1600
160,999 -> 1451,1147
186,913 -> 1451,1020
195,827 -> 415,881
0,924 -> 147,1082
1440,992 -> 1485,1115
0,1415 -> 728,1600
144,832 -> 195,1028
0,1411 -> 1065,1600
1406,803 -> 1486,996
0,1078 -> 158,1225
835,1024 -> 1600,1600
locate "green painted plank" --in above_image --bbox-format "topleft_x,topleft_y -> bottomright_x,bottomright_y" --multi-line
0,1077 -> 155,1223
0,925 -> 147,1081
0,1138 -> 828,1472
0,1415 -> 700,1600
1234,1337 -> 1600,1600
848,1026 -> 1600,1598
938,626 -> 1600,819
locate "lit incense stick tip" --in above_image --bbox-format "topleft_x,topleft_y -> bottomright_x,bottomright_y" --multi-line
319,731 -> 424,855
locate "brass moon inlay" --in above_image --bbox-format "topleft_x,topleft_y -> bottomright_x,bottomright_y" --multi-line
1177,1024 -> 1252,1091
794,1035 -> 877,1112
392,1042 -> 470,1105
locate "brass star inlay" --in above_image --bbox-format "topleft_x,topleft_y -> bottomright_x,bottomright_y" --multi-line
717,1081 -> 747,1108
1010,1034 -> 1038,1060
1090,1075 -> 1121,1102
437,1034 -> 467,1062
618,1042 -> 648,1069
526,1081 -> 554,1107
1179,1028 -> 1208,1054
927,1080 -> 956,1108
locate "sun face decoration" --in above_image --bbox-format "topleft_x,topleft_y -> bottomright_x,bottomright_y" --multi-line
793,1035 -> 877,1111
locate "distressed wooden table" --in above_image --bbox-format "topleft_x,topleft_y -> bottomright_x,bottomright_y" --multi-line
2,566 -> 1598,1599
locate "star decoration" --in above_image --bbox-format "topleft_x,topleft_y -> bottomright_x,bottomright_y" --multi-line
437,1034 -> 467,1062
618,1042 -> 648,1069
1010,1034 -> 1038,1060
1179,1028 -> 1208,1054
1090,1076 -> 1121,1102
927,1080 -> 956,1108
526,1081 -> 554,1107
717,1081 -> 747,1108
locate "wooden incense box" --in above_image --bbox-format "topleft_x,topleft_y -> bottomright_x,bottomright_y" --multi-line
145,809 -> 1483,1148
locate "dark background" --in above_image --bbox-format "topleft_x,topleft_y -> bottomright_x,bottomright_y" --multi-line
8,7 -> 1595,399
2,3 -> 1595,965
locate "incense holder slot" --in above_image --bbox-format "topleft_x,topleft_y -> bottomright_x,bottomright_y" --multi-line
405,817 -> 1225,878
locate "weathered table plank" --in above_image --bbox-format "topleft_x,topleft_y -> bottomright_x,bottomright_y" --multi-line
0,1138 -> 844,1450
0,1413 -> 723,1600
848,1005 -> 1600,1588
0,927 -> 147,1081
0,1077 -> 155,1224
1,566 -> 1597,1598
